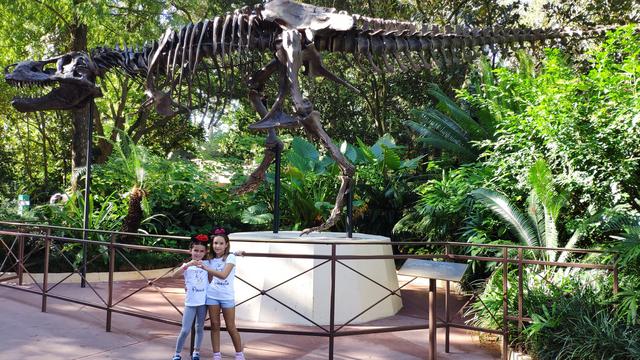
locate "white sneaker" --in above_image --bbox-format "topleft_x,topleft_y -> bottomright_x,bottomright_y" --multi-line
234,352 -> 246,360
213,353 -> 222,360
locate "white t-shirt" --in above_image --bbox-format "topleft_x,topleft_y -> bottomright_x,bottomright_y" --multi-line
204,254 -> 236,300
182,265 -> 209,306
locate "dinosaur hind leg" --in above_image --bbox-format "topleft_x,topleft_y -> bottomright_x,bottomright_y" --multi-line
300,111 -> 355,235
234,129 -> 282,195
235,59 -> 284,195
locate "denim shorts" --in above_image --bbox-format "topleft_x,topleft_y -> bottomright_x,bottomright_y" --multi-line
206,297 -> 235,308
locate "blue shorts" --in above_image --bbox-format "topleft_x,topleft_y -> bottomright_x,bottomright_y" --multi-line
206,297 -> 235,308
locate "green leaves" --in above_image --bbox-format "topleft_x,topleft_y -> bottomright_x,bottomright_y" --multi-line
471,158 -> 588,261
241,204 -> 273,225
407,83 -> 497,163
472,188 -> 540,247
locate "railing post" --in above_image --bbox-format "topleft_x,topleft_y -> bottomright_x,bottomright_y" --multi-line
445,244 -> 450,353
517,248 -> 523,336
17,234 -> 24,285
329,243 -> 336,360
107,234 -> 115,332
429,277 -> 437,359
502,247 -> 509,360
42,229 -> 50,312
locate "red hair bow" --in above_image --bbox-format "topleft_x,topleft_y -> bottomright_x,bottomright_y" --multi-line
194,234 -> 209,242
213,228 -> 226,235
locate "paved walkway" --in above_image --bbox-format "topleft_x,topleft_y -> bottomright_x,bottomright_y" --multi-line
0,276 -> 500,359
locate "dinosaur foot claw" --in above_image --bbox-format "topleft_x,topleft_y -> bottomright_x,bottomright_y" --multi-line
249,111 -> 298,130
300,218 -> 337,236
234,180 -> 262,195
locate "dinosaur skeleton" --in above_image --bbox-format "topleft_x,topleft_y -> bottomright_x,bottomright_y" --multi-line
4,0 -> 621,234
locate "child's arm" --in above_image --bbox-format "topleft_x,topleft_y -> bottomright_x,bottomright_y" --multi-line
201,262 -> 235,279
176,259 -> 200,275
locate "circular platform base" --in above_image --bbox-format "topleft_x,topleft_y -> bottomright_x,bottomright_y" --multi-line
229,231 -> 403,326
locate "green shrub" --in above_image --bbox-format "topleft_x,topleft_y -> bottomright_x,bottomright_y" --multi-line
525,286 -> 640,359
466,265 -> 630,357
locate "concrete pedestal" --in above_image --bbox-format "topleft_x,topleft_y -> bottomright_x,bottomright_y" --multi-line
229,231 -> 402,326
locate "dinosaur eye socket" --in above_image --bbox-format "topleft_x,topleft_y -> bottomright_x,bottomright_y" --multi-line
43,64 -> 56,75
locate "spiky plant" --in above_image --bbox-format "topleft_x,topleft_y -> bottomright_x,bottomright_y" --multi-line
406,83 -> 493,162
471,159 -> 581,262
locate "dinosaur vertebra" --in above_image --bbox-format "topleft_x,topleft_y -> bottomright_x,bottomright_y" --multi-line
3,0 -> 623,234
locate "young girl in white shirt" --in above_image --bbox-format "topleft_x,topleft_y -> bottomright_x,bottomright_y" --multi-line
201,228 -> 246,360
171,234 -> 210,360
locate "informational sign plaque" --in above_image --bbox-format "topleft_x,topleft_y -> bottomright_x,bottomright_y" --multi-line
398,259 -> 468,282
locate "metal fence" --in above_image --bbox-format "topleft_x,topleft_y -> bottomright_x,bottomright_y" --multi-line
0,221 -> 617,359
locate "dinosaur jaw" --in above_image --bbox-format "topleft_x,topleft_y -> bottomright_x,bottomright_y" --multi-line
5,55 -> 102,112
9,82 -> 100,112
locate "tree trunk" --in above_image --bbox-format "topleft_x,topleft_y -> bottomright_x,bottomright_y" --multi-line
70,101 -> 93,191
120,186 -> 144,244
69,21 -> 90,191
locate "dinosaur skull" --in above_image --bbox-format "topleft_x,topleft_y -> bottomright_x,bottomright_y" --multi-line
4,52 -> 102,112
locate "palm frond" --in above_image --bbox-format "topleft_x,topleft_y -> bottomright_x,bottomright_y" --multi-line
427,83 -> 488,139
543,207 -> 559,259
601,214 -> 640,233
529,159 -> 565,219
405,118 -> 466,148
411,107 -> 470,143
471,188 -> 539,247
417,134 -> 478,162
557,229 -> 583,263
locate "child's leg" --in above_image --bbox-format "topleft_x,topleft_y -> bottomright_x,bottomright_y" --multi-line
193,305 -> 207,351
208,305 -> 222,353
175,306 -> 197,354
221,306 -> 243,352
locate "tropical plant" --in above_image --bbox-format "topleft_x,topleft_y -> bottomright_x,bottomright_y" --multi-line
471,159 -> 583,262
97,132 -> 152,243
353,134 -> 422,236
393,163 -> 490,242
240,135 -> 420,233
406,82 -> 495,162
605,215 -> 640,325
524,285 -> 640,360
462,27 -> 640,229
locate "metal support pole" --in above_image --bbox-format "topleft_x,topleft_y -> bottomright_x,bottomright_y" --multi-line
81,101 -> 94,288
429,278 -> 437,360
107,234 -> 115,332
42,229 -> 50,312
445,244 -> 450,353
517,248 -> 523,335
502,248 -> 509,360
329,244 -> 336,359
346,188 -> 353,238
17,235 -> 24,285
273,143 -> 282,234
